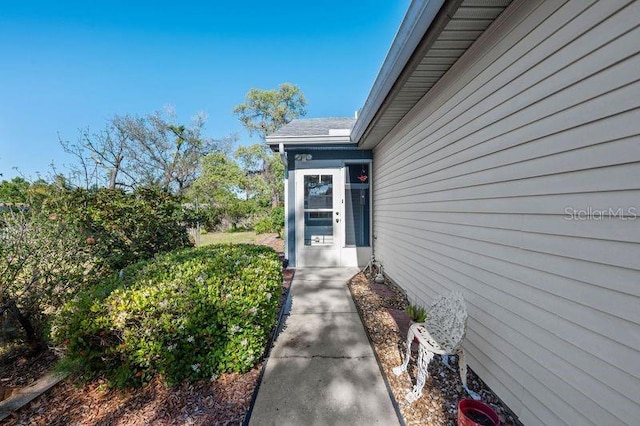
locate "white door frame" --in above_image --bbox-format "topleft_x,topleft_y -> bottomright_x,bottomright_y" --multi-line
295,168 -> 343,267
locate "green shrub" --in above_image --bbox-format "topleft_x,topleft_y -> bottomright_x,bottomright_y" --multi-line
253,206 -> 284,234
253,216 -> 272,234
181,205 -> 221,232
62,187 -> 192,270
53,244 -> 281,387
0,203 -> 98,351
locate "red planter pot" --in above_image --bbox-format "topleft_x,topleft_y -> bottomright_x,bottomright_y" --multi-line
458,399 -> 500,426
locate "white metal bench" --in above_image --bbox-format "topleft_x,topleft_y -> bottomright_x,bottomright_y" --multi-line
392,290 -> 480,402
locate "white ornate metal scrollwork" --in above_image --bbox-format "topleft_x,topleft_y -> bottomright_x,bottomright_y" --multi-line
393,290 -> 480,402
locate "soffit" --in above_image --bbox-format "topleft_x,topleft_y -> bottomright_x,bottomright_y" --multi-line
358,0 -> 512,149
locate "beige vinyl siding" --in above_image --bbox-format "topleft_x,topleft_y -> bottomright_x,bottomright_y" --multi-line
372,0 -> 640,424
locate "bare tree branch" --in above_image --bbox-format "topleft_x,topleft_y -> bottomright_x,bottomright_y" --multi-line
59,109 -> 231,194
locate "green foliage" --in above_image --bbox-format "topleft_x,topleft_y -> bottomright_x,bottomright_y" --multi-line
407,302 -> 427,323
233,83 -> 307,140
270,205 -> 284,230
233,82 -> 304,208
253,217 -> 272,234
53,244 -> 282,387
254,206 -> 284,234
190,153 -> 260,230
185,82 -> 305,229
0,182 -> 191,350
0,193 -> 98,349
266,152 -> 285,204
62,186 -> 192,270
181,204 -> 221,231
234,144 -> 271,207
0,177 -> 31,204
235,144 -> 284,208
235,144 -> 267,174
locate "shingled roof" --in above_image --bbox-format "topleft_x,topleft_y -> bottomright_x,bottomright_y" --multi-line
269,117 -> 355,137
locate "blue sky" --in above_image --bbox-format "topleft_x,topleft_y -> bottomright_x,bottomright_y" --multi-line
0,0 -> 410,180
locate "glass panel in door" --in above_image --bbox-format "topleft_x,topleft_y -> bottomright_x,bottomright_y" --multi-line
303,174 -> 334,246
344,163 -> 370,246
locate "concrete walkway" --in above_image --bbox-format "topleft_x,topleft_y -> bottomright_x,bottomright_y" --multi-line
249,268 -> 400,426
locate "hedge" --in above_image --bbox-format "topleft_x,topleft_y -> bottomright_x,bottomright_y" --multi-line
62,187 -> 192,271
53,244 -> 282,387
253,206 -> 284,235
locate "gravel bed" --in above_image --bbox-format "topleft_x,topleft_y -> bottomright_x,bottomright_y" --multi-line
348,271 -> 521,426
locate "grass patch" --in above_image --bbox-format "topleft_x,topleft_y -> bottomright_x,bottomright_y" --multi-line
196,231 -> 259,246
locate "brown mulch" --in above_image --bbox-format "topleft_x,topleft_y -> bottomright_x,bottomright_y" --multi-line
3,241 -> 293,426
1,347 -> 59,389
5,369 -> 262,426
348,271 -> 521,426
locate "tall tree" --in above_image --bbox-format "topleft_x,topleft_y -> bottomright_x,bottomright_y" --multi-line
60,123 -> 132,190
0,177 -> 30,203
115,111 -> 224,194
235,144 -> 283,206
190,152 -> 253,230
233,83 -> 306,206
61,109 -> 230,195
233,83 -> 307,140
234,144 -> 269,204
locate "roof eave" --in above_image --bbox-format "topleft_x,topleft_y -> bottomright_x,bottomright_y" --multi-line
351,0 -> 449,146
266,134 -> 354,150
353,0 -> 512,149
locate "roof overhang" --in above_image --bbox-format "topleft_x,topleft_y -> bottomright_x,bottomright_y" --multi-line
353,0 -> 512,149
267,134 -> 353,151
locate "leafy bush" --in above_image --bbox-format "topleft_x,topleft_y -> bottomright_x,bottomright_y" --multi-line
253,216 -> 272,234
0,183 -> 192,352
253,206 -> 284,234
53,244 -> 282,387
181,205 -> 221,232
0,201 -> 98,351
0,177 -> 31,204
63,187 -> 192,270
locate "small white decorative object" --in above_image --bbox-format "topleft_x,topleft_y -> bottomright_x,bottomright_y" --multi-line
392,290 -> 480,402
363,256 -> 385,283
374,264 -> 385,284
363,256 -> 377,273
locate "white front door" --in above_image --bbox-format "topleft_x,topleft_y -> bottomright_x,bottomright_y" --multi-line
296,168 -> 342,267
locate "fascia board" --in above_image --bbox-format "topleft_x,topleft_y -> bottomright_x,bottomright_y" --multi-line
351,0 -> 445,145
266,135 -> 353,145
